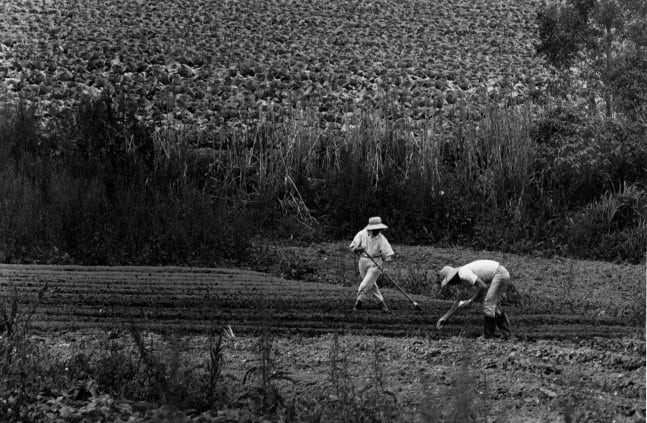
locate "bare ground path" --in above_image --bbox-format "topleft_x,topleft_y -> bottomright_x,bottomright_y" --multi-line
0,263 -> 641,340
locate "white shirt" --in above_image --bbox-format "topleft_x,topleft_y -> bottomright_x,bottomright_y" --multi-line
349,229 -> 394,260
457,260 -> 500,285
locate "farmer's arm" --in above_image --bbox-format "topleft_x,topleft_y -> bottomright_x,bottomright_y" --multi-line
437,272 -> 487,328
436,300 -> 460,329
380,237 -> 395,265
349,231 -> 365,253
463,278 -> 488,306
380,253 -> 393,271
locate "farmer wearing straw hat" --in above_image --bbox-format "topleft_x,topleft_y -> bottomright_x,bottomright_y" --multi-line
349,216 -> 394,312
436,260 -> 512,339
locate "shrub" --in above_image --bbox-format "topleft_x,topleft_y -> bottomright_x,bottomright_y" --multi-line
536,0 -> 647,119
0,98 -> 253,266
566,183 -> 647,262
2,89 -> 647,263
418,340 -> 491,422
316,334 -> 398,423
530,107 -> 647,209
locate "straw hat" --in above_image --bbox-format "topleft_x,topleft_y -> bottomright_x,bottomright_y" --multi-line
438,265 -> 459,287
365,216 -> 388,231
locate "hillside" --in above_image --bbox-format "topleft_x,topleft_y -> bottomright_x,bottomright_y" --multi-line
1,0 -> 551,134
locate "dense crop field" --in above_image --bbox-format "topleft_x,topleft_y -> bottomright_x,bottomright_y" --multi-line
0,0 -> 552,134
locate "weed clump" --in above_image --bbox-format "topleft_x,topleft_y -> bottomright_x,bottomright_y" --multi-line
0,97 -> 253,267
315,333 -> 399,423
418,340 -> 491,423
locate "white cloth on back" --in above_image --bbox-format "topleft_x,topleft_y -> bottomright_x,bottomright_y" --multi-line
455,259 -> 510,317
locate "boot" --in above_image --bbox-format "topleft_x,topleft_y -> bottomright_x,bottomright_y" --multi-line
353,300 -> 363,311
483,315 -> 498,339
496,311 -> 512,339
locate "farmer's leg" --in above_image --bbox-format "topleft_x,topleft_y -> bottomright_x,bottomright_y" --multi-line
483,315 -> 497,338
365,282 -> 385,302
484,266 -> 512,338
358,258 -> 368,279
354,258 -> 370,309
496,311 -> 512,339
358,267 -> 388,311
482,266 -> 510,318
495,266 -> 513,338
371,283 -> 388,310
358,266 -> 381,301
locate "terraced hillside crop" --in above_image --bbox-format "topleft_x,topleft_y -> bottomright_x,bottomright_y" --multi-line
1,0 -> 552,135
0,263 -> 640,340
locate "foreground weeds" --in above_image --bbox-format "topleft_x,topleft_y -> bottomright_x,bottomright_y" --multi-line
418,339 -> 492,423
0,286 -> 402,422
315,333 -> 399,423
239,300 -> 297,418
0,279 -> 57,421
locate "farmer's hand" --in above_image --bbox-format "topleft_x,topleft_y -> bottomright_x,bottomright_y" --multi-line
458,299 -> 471,308
436,317 -> 446,329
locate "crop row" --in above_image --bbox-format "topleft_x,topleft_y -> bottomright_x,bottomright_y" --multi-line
1,265 -> 639,339
1,0 -> 553,134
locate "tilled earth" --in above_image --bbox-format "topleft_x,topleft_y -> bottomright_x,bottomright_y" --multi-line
0,243 -> 645,422
0,263 -> 641,340
25,330 -> 646,422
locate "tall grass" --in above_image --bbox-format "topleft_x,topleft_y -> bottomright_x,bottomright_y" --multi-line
0,96 -> 253,266
206,102 -> 538,243
418,339 -> 491,422
1,91 -> 645,264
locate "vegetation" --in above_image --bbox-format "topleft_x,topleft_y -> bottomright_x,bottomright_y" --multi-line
1,0 -> 645,265
0,97 -> 253,266
536,0 -> 647,119
0,0 -> 551,133
0,92 -> 645,265
0,0 -> 644,421
0,291 -> 415,422
3,296 -> 640,422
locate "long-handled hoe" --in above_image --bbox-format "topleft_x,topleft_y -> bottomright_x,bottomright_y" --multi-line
363,254 -> 422,311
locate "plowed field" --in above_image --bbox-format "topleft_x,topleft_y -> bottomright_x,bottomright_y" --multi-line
1,251 -> 645,422
0,263 -> 641,340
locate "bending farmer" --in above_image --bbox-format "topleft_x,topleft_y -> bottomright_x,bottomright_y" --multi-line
349,216 -> 394,312
436,260 -> 512,339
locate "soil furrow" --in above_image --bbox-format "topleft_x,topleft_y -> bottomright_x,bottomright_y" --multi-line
1,265 -> 640,339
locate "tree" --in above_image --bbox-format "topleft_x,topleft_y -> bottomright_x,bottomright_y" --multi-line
536,0 -> 647,121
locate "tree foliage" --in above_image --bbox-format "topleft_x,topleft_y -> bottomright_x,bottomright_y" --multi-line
536,0 -> 647,119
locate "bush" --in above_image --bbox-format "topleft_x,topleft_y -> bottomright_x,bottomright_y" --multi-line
566,183 -> 647,262
0,98 -> 253,266
1,90 -> 646,264
530,107 -> 647,208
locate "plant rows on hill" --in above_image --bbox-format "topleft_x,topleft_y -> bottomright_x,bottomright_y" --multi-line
1,0 -> 553,135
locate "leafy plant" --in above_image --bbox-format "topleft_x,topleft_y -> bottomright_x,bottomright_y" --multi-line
0,279 -> 64,422
239,302 -> 295,416
126,325 -> 229,411
1,0 -> 553,134
419,340 -> 492,423
566,182 -> 647,261
317,334 -> 398,423
536,0 -> 647,119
